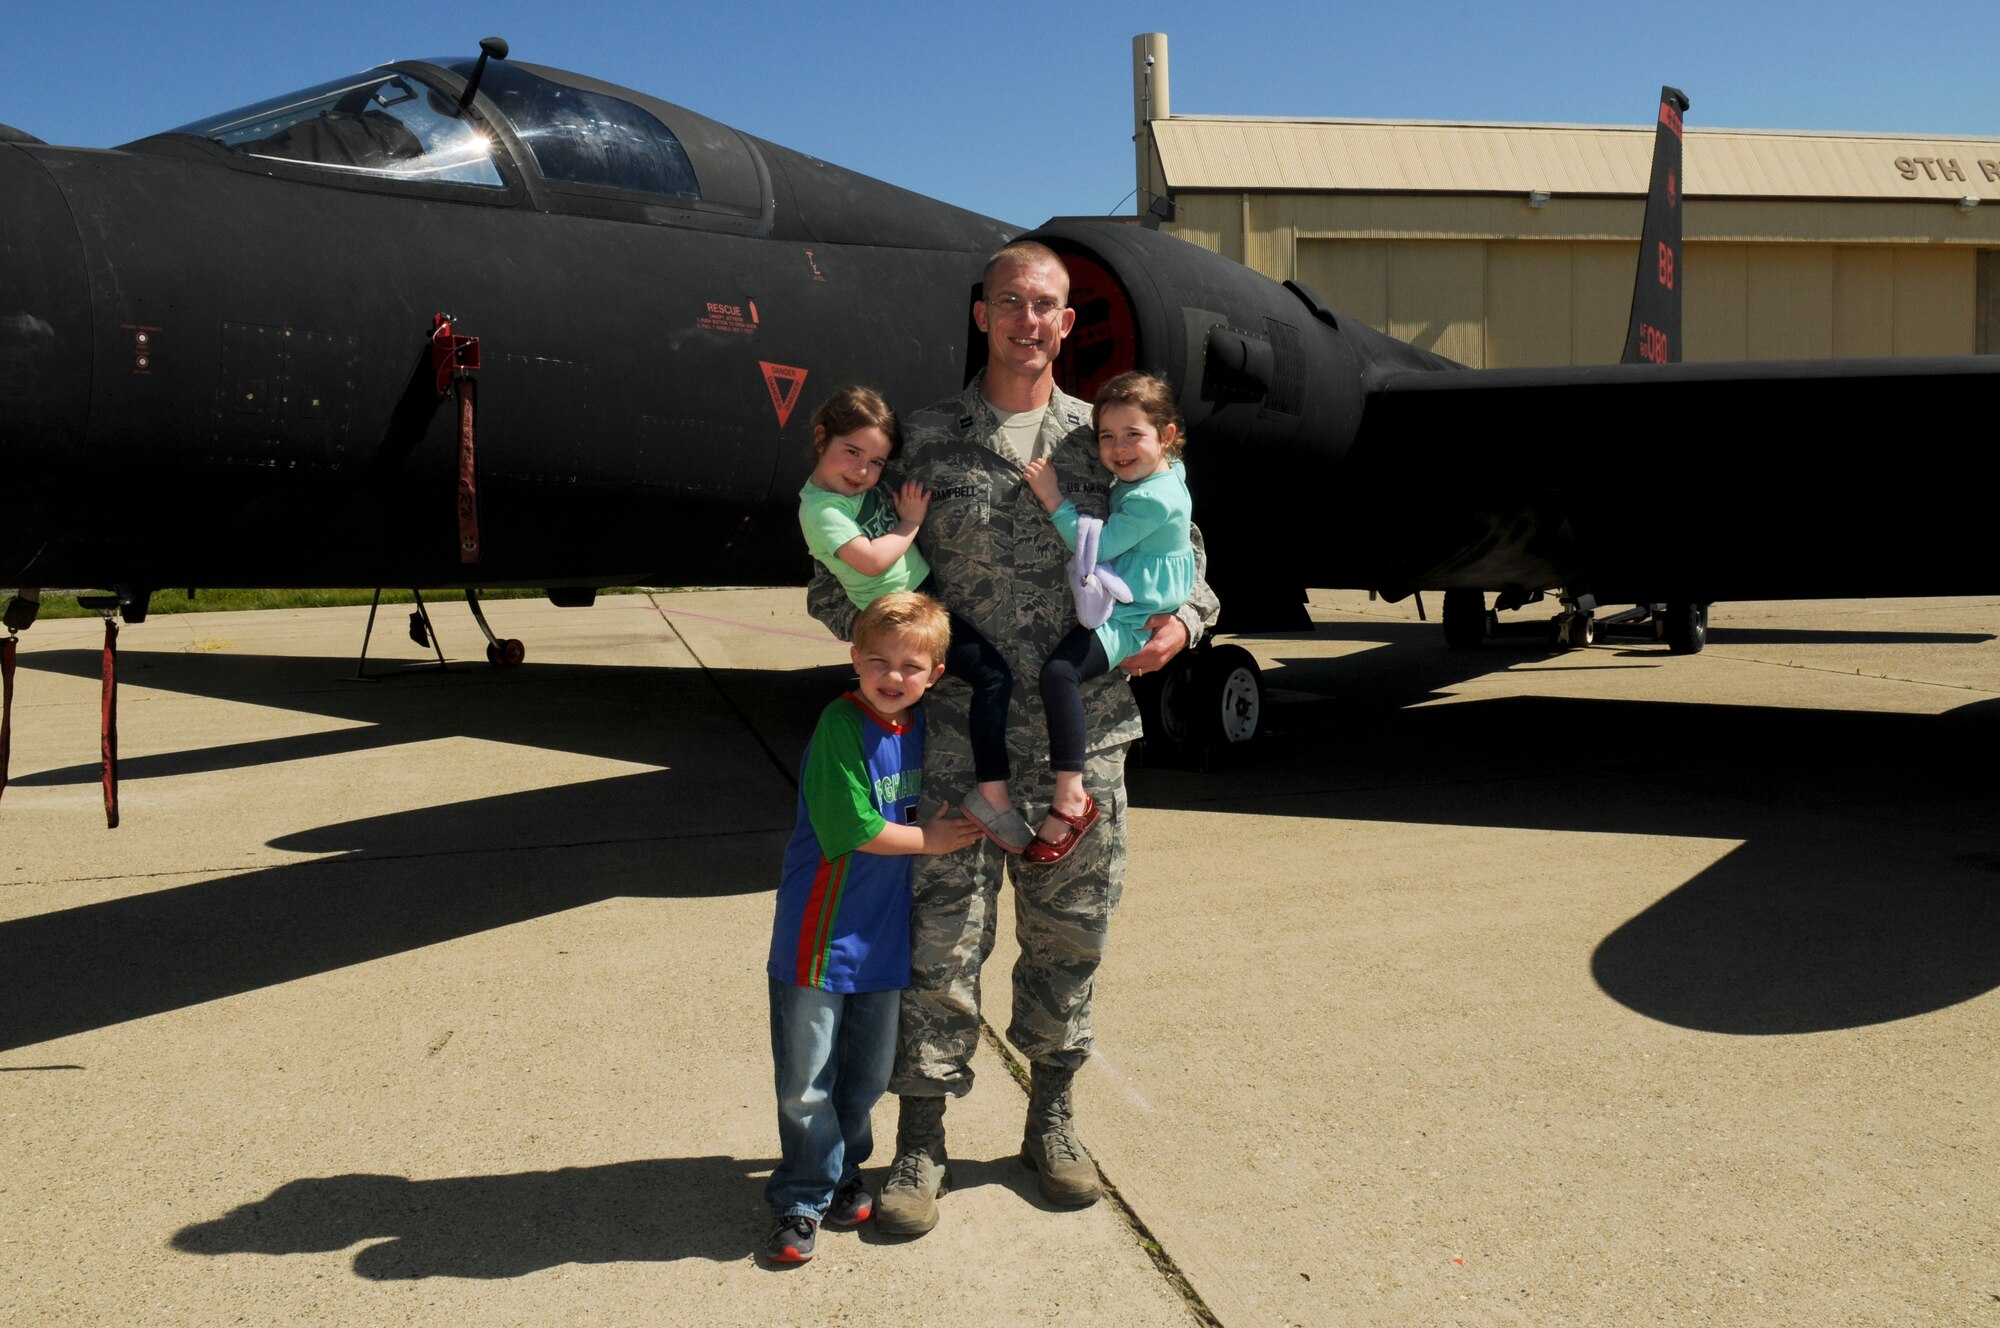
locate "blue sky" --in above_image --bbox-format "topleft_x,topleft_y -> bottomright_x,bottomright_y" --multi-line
5,1 -> 1994,228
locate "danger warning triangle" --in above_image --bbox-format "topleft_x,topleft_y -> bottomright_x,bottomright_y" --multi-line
759,361 -> 809,427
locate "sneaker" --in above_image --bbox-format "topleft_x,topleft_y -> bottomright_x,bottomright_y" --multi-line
762,1214 -> 817,1264
824,1177 -> 874,1228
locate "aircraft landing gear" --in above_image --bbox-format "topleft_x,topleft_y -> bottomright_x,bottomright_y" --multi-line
1442,589 -> 1491,650
1663,601 -> 1709,654
355,588 -> 524,678
1134,641 -> 1264,752
1584,601 -> 1710,653
1443,592 -> 1709,656
1552,599 -> 1596,650
466,590 -> 525,667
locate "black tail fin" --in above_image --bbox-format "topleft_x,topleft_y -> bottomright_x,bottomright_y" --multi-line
1621,87 -> 1690,365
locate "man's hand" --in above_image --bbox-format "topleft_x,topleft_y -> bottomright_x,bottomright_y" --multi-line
1116,613 -> 1188,677
920,804 -> 986,855
1022,457 -> 1064,513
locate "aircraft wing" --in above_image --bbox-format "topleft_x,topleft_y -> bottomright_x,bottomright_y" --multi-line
1340,353 -> 2000,602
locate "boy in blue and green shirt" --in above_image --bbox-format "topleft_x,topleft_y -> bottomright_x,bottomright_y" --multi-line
762,591 -> 981,1265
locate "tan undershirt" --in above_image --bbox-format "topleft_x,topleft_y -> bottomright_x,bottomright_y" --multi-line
988,403 -> 1047,467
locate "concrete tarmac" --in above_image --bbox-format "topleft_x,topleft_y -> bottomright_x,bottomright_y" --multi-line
2,589 -> 1995,1326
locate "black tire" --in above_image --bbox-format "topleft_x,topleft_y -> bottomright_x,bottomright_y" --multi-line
1158,658 -> 1197,746
1442,589 -> 1486,651
1664,603 -> 1708,655
1130,669 -> 1178,747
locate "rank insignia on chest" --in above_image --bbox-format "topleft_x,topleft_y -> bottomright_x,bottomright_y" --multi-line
958,415 -> 975,429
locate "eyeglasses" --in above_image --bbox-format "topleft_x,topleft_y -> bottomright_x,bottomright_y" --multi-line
985,293 -> 1066,319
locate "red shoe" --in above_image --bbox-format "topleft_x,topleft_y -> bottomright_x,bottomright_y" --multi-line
1023,795 -> 1099,865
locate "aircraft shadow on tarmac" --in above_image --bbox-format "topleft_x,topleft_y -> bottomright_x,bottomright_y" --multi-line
1705,626 -> 1995,646
4,624 -> 1997,1053
1158,618 -> 2000,1038
2,645 -> 845,1054
1192,620 -> 2000,1040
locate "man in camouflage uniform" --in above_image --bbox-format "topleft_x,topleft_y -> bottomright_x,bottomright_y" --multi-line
807,241 -> 1218,1234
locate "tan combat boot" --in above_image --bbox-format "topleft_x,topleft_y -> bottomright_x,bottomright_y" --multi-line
1020,1064 -> 1101,1206
874,1095 -> 949,1235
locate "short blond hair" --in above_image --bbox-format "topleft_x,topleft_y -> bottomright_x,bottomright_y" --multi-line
852,591 -> 951,663
982,240 -> 1069,295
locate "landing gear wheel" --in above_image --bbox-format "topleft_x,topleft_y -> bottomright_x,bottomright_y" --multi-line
1556,613 -> 1594,650
1191,644 -> 1263,747
487,638 -> 525,667
1134,663 -> 1191,748
1442,589 -> 1487,651
1134,644 -> 1264,750
1664,603 -> 1708,655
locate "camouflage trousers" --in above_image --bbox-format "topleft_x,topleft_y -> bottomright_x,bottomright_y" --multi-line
891,709 -> 1129,1097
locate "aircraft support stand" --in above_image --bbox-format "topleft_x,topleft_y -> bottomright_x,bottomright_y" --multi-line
354,589 -> 448,680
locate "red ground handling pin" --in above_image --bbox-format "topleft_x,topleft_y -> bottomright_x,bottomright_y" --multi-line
430,314 -> 483,565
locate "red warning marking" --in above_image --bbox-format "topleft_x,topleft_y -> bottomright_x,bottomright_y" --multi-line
1659,100 -> 1683,140
760,361 -> 809,427
1668,167 -> 1678,208
749,299 -> 760,325
699,300 -> 757,336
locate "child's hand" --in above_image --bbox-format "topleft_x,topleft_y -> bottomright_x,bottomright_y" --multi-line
893,480 -> 931,526
1022,458 -> 1063,512
920,804 -> 986,855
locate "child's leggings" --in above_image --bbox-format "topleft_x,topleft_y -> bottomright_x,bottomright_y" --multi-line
1039,624 -> 1110,774
948,613 -> 1013,783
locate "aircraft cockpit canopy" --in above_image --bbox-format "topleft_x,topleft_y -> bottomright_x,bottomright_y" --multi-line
172,62 -> 702,206
435,59 -> 699,199
173,72 -> 507,187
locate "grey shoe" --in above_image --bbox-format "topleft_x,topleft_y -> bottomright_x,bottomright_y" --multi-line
875,1096 -> 950,1235
1020,1064 -> 1101,1207
823,1176 -> 873,1228
961,788 -> 1033,855
762,1214 -> 817,1265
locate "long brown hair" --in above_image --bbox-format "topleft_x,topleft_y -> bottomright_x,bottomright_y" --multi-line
809,385 -> 901,459
1091,372 -> 1186,459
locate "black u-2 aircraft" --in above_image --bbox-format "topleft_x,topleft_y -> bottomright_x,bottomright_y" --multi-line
4,43 -> 1997,754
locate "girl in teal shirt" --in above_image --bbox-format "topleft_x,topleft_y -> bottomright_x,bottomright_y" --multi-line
1022,373 -> 1195,864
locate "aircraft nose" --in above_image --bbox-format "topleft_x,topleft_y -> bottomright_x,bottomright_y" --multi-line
0,139 -> 91,583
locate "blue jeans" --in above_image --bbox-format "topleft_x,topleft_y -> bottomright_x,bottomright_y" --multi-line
766,976 -> 900,1221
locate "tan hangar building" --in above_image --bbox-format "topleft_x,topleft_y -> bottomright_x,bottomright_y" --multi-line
1128,33 -> 2000,367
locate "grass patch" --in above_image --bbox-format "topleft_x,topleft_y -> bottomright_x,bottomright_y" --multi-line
16,588 -> 647,620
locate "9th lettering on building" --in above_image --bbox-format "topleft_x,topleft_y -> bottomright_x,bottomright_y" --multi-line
1894,156 -> 2000,183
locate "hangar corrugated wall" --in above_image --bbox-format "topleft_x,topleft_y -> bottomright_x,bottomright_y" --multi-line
1132,35 -> 2000,367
